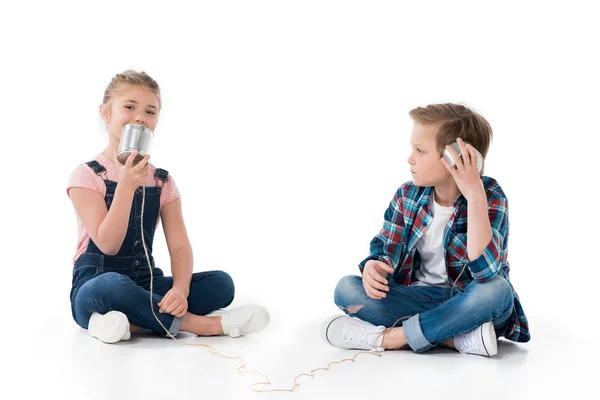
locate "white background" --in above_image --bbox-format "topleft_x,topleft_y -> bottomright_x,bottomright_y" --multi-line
1,1 -> 598,399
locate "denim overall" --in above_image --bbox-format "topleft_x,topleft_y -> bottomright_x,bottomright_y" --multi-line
70,160 -> 235,336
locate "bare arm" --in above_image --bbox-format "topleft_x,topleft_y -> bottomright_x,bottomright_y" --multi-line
68,152 -> 150,255
69,185 -> 135,255
160,197 -> 193,296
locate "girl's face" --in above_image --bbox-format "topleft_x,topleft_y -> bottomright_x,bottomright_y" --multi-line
100,84 -> 160,144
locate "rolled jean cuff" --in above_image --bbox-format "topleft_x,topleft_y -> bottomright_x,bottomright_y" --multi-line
402,314 -> 434,353
167,316 -> 184,337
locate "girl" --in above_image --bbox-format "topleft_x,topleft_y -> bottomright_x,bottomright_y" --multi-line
67,70 -> 269,343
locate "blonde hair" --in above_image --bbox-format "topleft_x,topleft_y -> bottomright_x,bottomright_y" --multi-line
102,70 -> 161,110
409,103 -> 492,159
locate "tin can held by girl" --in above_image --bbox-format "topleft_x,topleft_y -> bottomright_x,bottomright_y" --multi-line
117,124 -> 153,165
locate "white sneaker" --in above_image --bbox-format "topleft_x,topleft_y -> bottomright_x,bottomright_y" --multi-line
208,304 -> 270,338
323,315 -> 385,352
88,311 -> 131,344
453,321 -> 497,356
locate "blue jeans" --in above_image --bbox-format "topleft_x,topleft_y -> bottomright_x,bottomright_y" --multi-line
334,274 -> 514,352
71,254 -> 235,336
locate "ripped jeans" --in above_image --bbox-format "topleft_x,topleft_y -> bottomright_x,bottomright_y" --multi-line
333,274 -> 514,353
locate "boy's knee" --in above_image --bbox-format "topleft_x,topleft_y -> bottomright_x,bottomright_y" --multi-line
344,305 -> 365,314
334,275 -> 364,308
467,275 -> 513,312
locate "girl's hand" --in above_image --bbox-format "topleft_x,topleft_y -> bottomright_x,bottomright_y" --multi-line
158,287 -> 188,318
115,150 -> 151,193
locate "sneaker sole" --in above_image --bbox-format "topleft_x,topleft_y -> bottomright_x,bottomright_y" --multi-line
481,321 -> 498,356
322,315 -> 345,347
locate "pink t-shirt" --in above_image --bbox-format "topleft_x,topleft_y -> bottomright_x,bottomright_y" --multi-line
66,153 -> 181,264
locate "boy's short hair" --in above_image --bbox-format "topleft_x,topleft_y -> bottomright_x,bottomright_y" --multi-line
409,103 -> 493,160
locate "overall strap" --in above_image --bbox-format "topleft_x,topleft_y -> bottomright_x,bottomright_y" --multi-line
85,160 -> 109,184
154,168 -> 169,194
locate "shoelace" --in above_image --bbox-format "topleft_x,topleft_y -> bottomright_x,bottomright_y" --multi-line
343,322 -> 385,350
456,328 -> 479,352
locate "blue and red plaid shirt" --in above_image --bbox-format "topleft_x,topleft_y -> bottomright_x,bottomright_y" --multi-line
359,176 -> 530,343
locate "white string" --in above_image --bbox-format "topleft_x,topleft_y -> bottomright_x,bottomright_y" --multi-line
138,185 -> 391,392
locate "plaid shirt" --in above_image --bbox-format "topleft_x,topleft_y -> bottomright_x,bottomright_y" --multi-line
359,177 -> 530,343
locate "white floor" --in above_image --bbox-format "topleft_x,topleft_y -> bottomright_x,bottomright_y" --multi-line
2,2 -> 598,399
4,292 -> 593,400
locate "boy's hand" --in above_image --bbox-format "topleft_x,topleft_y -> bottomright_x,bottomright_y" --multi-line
363,260 -> 394,299
440,137 -> 485,201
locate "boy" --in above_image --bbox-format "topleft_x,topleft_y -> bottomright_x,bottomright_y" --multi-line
324,104 -> 529,356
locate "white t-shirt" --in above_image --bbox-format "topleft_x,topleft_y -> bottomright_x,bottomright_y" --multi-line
412,191 -> 454,287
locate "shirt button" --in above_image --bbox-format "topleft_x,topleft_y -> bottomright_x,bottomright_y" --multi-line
134,260 -> 140,266
135,240 -> 140,246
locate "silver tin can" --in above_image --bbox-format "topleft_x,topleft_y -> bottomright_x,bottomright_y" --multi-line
117,124 -> 154,165
443,141 -> 484,174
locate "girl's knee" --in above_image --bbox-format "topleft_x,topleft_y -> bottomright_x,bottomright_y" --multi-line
209,270 -> 235,308
80,272 -> 134,297
187,271 -> 235,314
72,272 -> 135,327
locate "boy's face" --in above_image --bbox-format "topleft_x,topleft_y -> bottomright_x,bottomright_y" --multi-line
407,122 -> 452,187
